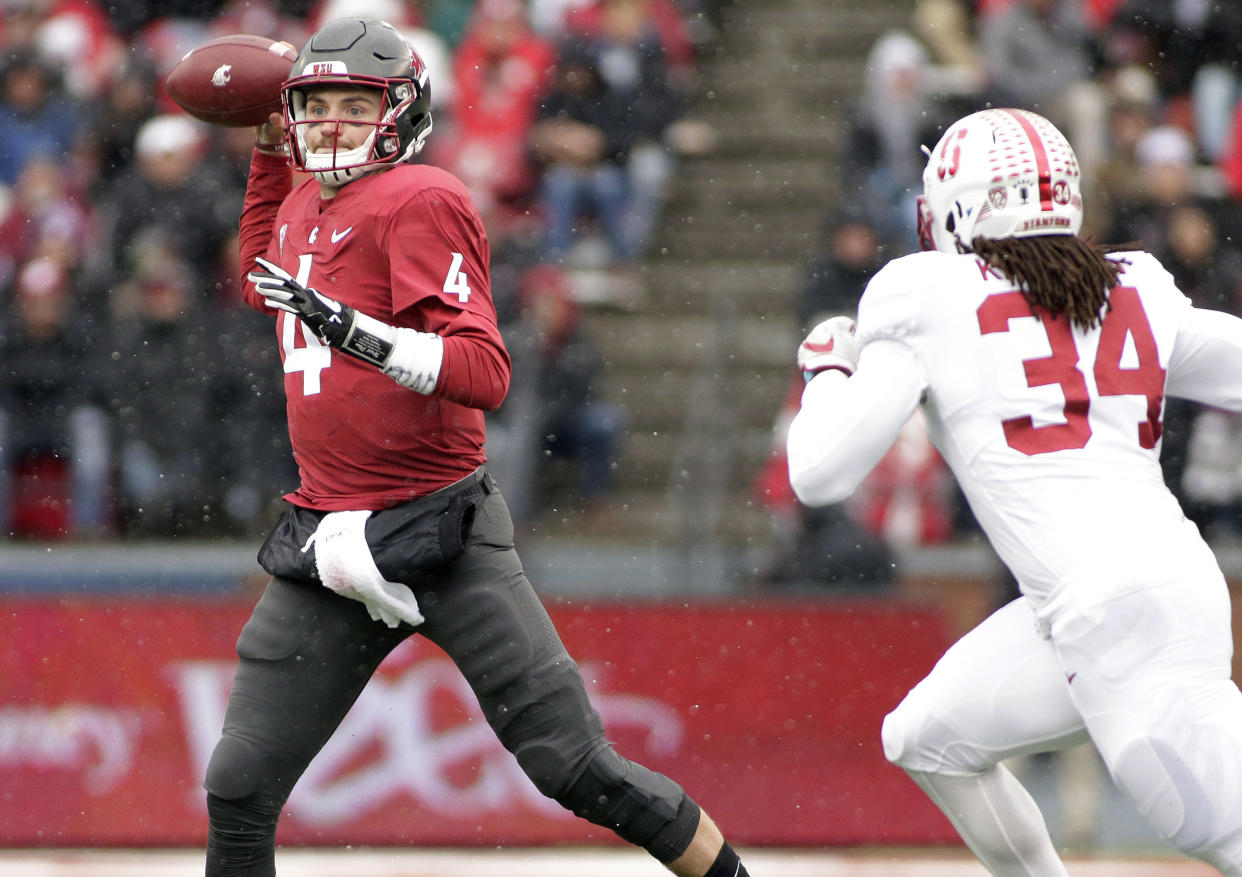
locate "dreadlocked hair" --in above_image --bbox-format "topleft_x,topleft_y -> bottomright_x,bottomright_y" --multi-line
970,235 -> 1135,331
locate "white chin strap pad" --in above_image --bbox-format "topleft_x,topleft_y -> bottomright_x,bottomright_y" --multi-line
304,130 -> 379,186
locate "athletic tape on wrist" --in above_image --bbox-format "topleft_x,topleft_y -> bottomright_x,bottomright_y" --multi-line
382,327 -> 444,394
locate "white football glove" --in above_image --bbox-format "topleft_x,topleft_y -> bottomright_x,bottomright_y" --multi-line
797,315 -> 860,381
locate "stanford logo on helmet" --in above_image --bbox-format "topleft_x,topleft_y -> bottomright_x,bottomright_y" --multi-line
917,108 -> 1082,255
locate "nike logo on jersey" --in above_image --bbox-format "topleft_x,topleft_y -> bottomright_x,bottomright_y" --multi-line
1066,672 -> 1077,685
331,227 -> 353,243
803,339 -> 836,353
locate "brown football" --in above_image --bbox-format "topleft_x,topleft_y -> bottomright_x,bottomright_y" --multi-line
165,34 -> 297,127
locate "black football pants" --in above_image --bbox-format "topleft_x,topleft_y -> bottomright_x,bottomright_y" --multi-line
203,485 -> 675,876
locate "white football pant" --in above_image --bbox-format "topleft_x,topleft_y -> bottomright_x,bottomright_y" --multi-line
883,577 -> 1242,875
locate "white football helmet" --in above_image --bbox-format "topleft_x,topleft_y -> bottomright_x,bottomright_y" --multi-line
917,108 -> 1083,254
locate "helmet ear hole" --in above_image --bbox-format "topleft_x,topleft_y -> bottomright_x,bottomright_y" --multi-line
377,133 -> 399,157
945,212 -> 956,234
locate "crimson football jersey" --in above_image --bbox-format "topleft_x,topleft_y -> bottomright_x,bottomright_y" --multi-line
239,152 -> 511,510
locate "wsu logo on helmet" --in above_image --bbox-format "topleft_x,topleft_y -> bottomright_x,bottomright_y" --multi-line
306,60 -> 347,76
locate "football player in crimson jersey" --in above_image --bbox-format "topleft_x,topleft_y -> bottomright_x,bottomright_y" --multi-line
203,17 -> 750,877
789,108 -> 1242,876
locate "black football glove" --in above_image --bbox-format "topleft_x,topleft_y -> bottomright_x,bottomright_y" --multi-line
248,257 -> 394,366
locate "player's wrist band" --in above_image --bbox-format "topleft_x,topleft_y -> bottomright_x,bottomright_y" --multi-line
254,139 -> 289,156
341,312 -> 396,367
382,328 -> 443,395
341,313 -> 442,395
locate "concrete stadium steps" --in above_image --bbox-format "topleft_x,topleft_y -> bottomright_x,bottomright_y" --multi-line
660,218 -> 823,262
623,423 -> 775,484
693,6 -> 913,113
589,312 -> 798,370
521,464 -> 777,548
563,0 -> 917,545
608,368 -> 792,433
701,113 -> 847,161
670,156 -> 835,205
626,260 -> 802,315
719,3 -> 914,47
699,57 -> 867,115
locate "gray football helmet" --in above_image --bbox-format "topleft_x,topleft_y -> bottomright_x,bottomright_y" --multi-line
282,17 -> 433,186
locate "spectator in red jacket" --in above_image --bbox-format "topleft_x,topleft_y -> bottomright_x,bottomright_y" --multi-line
1220,98 -> 1242,204
428,0 -> 554,238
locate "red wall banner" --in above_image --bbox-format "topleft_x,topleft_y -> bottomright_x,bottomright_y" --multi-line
0,596 -> 955,848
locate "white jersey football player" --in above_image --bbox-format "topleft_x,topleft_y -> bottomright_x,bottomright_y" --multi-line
788,107 -> 1242,875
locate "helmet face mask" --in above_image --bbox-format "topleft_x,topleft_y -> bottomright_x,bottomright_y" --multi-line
918,108 -> 1083,255
283,18 -> 433,187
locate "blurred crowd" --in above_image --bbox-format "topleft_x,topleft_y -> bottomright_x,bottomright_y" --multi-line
9,0 -> 1242,566
757,0 -> 1242,592
0,0 -> 722,540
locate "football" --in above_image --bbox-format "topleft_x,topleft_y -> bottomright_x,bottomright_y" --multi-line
165,34 -> 297,127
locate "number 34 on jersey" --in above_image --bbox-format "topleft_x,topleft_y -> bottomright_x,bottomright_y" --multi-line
978,285 -> 1165,456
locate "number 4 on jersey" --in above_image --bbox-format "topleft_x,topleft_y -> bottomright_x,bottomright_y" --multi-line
443,252 -> 470,303
282,253 -> 331,396
1094,286 -> 1164,448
